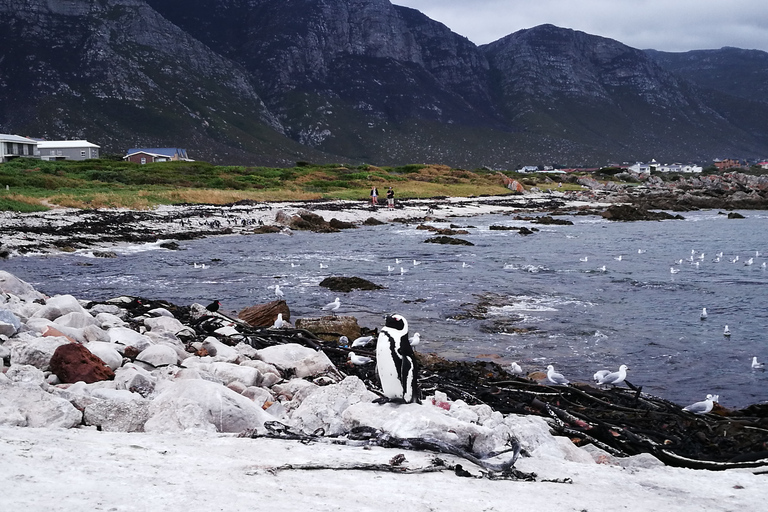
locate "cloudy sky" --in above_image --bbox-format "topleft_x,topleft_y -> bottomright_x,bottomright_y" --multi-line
393,0 -> 768,52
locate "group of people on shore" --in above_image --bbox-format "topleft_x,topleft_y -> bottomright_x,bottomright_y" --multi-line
370,186 -> 395,209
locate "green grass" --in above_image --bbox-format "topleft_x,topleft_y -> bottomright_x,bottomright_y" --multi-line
1,158 -> 635,210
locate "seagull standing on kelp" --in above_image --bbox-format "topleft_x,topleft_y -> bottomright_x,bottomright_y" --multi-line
546,365 -> 569,385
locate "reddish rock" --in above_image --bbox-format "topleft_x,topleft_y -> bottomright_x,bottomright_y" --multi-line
50,343 -> 115,384
238,300 -> 291,327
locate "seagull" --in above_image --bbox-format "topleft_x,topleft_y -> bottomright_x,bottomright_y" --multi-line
323,297 -> 341,315
462,262 -> 472,268
339,335 -> 349,346
387,265 -> 395,272
351,335 -> 374,348
724,325 -> 731,337
290,263 -> 300,268
413,259 -> 422,266
717,251 -> 723,258
698,253 -> 705,260
752,357 -> 765,370
395,258 -> 401,264
319,263 -> 328,269
675,259 -> 683,265
597,364 -> 628,386
683,394 -> 717,415
730,256 -> 739,263
409,332 -> 421,346
597,265 -> 607,272
745,257 -> 754,266
637,249 -> 646,254
579,256 -> 588,262
272,313 -> 286,329
400,267 -> 407,274
700,307 -> 707,320
348,352 -> 374,365
762,262 -> 767,269
509,361 -> 524,376
546,365 -> 569,385
593,369 -> 611,384
670,267 -> 680,274
614,255 -> 623,261
274,285 -> 284,299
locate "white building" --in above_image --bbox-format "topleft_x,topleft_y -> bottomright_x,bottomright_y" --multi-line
36,140 -> 100,161
629,159 -> 702,174
0,134 -> 39,162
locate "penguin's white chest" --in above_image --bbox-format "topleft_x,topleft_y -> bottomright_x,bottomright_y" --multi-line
376,334 -> 403,399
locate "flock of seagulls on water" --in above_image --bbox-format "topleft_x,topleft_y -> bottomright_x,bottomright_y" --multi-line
577,247 -> 766,275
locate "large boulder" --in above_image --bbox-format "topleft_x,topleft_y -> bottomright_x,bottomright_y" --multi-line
0,271 -> 45,301
82,389 -> 151,432
143,379 -> 271,433
85,342 -> 124,371
256,343 -> 337,379
0,309 -> 22,337
0,376 -> 82,428
143,316 -> 186,334
319,276 -> 383,292
10,335 -> 71,370
134,344 -> 178,369
295,316 -> 361,341
54,312 -> 98,329
291,376 -> 377,435
49,343 -> 115,384
238,300 -> 291,328
107,327 -> 153,351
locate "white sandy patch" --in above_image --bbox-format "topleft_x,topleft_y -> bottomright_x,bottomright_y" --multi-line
1,425 -> 764,512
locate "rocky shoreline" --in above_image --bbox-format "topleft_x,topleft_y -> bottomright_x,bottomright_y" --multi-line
2,171 -> 766,258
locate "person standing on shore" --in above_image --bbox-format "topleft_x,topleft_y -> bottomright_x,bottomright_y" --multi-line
370,186 -> 378,207
386,186 -> 395,209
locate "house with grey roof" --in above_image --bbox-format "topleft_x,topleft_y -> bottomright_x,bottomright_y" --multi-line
36,140 -> 100,161
0,134 -> 39,162
123,148 -> 193,164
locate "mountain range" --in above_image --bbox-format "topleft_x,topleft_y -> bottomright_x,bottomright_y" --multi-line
1,0 -> 767,167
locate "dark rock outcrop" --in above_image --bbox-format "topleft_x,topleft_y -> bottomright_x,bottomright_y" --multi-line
295,316 -> 361,341
319,277 -> 383,293
424,236 -> 474,246
601,204 -> 684,222
50,343 -> 115,384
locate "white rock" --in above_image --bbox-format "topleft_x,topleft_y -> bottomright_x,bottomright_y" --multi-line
292,376 -> 377,435
0,377 -> 82,428
10,335 -> 70,370
5,364 -> 46,387
86,342 -> 124,370
214,325 -> 240,336
42,294 -> 89,318
114,364 -> 157,397
343,401 -> 511,458
0,309 -> 22,336
271,378 -> 318,402
144,316 -> 186,334
207,362 -> 263,387
108,327 -> 154,351
619,453 -> 664,470
81,324 -> 110,342
239,359 -> 281,379
201,337 -> 239,363
0,271 -> 45,301
242,386 -> 274,408
146,307 -> 174,318
54,312 -> 97,329
135,344 -> 179,368
256,343 -> 337,379
235,342 -> 259,359
89,304 -> 124,317
94,312 -> 127,328
83,393 -> 151,432
143,379 -> 272,433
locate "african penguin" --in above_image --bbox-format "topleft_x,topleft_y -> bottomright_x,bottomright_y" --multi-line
375,313 -> 420,404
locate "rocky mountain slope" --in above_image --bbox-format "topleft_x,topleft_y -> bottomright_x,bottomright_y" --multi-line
2,0 -> 767,166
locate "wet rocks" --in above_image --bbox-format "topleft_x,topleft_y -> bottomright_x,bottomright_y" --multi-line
532,216 -> 573,225
489,225 -> 536,235
362,217 -> 386,226
416,224 -> 470,235
600,204 -> 684,221
49,343 -> 115,384
295,315 -> 362,341
319,276 -> 383,292
727,212 -> 745,219
424,235 -> 474,246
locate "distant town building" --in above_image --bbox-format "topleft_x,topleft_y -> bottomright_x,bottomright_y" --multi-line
36,140 -> 100,161
123,148 -> 193,164
520,165 -> 539,173
757,161 -> 768,170
0,134 -> 38,162
713,158 -> 744,171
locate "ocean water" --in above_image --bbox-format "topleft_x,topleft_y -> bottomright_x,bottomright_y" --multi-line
3,209 -> 767,408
